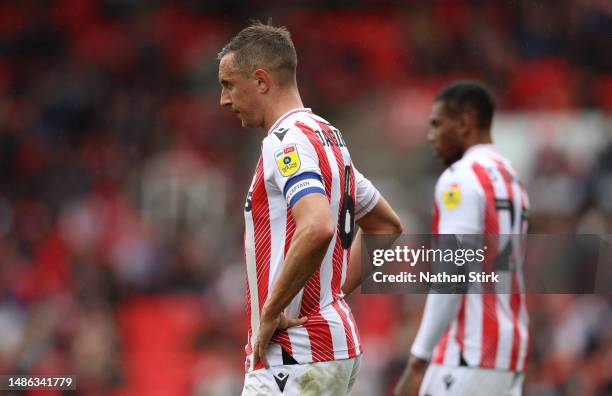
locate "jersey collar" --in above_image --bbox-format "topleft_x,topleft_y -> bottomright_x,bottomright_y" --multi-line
267,108 -> 312,135
463,144 -> 499,159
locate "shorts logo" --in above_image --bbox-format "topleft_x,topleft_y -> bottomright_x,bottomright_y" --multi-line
443,373 -> 455,390
273,372 -> 289,393
275,144 -> 301,177
442,183 -> 461,209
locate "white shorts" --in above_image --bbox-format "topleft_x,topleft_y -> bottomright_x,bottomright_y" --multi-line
242,356 -> 361,396
419,364 -> 523,396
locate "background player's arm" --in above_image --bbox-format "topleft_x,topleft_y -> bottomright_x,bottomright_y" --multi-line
394,294 -> 462,396
342,196 -> 403,296
395,170 -> 483,396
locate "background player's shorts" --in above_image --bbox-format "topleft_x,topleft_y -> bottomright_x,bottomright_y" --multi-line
242,356 -> 361,396
419,363 -> 523,396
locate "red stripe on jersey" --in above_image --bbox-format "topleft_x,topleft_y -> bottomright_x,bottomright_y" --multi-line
314,120 -> 345,297
493,160 -> 522,371
245,278 -> 252,372
304,314 -> 335,361
284,205 -> 296,264
271,330 -> 293,356
252,158 -> 272,314
311,119 -> 359,358
295,121 -> 332,195
331,300 -> 357,358
430,200 -> 445,361
509,272 -> 521,370
245,279 -> 252,352
244,227 -> 253,360
294,121 -> 336,362
340,299 -> 362,353
472,163 -> 500,369
455,296 -> 467,356
519,186 -> 530,371
347,165 -> 358,348
432,327 -> 450,364
270,206 -> 297,357
472,163 -> 499,235
432,202 -> 440,234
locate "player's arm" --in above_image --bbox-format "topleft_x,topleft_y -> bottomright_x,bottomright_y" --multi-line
394,171 -> 483,396
262,193 -> 334,313
393,294 -> 462,396
253,129 -> 335,368
254,193 -> 334,368
342,196 -> 403,296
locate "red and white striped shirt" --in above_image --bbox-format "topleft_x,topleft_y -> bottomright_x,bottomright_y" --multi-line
244,108 -> 380,372
411,144 -> 530,371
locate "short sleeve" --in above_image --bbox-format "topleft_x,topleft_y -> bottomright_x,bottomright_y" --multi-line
262,128 -> 326,208
435,168 -> 484,234
353,166 -> 381,220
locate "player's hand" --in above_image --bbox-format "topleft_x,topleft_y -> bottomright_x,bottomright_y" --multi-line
253,311 -> 307,369
393,355 -> 429,396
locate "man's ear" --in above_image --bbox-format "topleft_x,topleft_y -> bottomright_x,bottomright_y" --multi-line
458,109 -> 476,137
252,69 -> 271,93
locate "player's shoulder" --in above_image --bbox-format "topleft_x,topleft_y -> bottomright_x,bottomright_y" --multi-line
264,110 -> 322,150
441,144 -> 514,181
274,108 -> 321,133
263,125 -> 309,153
437,157 -> 478,186
435,155 -> 485,204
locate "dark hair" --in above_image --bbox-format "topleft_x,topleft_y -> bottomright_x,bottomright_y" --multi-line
217,21 -> 297,86
435,81 -> 495,130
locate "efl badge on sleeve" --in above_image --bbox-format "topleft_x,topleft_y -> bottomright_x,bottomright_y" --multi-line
442,183 -> 461,209
275,144 -> 301,177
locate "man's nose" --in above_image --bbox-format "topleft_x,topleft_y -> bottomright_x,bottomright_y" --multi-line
220,90 -> 231,107
427,128 -> 435,143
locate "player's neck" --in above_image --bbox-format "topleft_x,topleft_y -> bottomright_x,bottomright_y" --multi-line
463,132 -> 492,152
263,90 -> 304,133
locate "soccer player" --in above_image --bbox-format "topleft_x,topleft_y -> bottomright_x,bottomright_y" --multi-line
217,22 -> 403,395
393,81 -> 530,396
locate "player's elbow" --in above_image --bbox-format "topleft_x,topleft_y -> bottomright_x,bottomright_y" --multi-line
357,197 -> 404,234
360,211 -> 404,234
304,217 -> 335,247
390,215 -> 404,234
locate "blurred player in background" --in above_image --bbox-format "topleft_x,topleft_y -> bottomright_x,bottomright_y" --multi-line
394,81 -> 530,396
218,21 -> 402,395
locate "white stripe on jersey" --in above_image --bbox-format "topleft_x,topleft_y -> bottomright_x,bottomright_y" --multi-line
443,320 -> 460,366
244,174 -> 260,358
266,188 -> 287,295
463,292 -> 484,365
337,299 -> 360,354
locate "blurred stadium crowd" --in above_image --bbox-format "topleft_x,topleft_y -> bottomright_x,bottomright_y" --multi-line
0,1 -> 610,395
